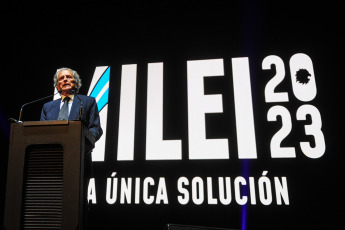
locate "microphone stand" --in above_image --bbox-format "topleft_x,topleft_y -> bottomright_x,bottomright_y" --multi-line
18,91 -> 60,122
72,91 -> 84,122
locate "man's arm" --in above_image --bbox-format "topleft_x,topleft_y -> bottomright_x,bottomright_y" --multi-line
40,104 -> 48,121
87,97 -> 103,141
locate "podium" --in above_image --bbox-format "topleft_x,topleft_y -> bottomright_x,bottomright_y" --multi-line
3,121 -> 95,230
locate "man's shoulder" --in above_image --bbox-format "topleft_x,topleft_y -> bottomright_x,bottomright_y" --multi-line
43,98 -> 60,107
77,94 -> 95,100
77,94 -> 97,104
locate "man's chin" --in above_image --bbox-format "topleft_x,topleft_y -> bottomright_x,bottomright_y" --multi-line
61,88 -> 74,95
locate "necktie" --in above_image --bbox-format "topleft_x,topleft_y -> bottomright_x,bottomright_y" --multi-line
57,97 -> 71,120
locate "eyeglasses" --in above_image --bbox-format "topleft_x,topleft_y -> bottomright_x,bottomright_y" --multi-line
58,75 -> 74,81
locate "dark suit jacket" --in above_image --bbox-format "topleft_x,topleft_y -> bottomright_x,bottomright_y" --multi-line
40,94 -> 103,141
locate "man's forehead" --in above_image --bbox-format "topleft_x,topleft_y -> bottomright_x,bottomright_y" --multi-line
58,69 -> 73,76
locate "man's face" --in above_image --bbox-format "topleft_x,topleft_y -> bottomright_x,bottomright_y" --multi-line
56,70 -> 76,94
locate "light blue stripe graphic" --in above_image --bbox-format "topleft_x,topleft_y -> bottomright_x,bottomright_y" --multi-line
97,88 -> 109,112
90,67 -> 110,112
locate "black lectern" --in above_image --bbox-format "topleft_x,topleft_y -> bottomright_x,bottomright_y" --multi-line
4,121 -> 95,230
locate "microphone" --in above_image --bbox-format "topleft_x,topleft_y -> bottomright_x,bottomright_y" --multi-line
72,90 -> 83,121
18,91 -> 61,121
8,118 -> 22,124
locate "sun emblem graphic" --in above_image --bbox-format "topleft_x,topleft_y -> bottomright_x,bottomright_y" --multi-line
295,68 -> 311,85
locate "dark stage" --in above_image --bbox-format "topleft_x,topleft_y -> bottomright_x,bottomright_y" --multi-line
1,1 -> 344,229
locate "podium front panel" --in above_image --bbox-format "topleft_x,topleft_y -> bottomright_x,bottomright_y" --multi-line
4,121 -> 91,230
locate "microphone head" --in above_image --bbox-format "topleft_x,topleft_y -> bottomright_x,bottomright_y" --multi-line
8,118 -> 22,123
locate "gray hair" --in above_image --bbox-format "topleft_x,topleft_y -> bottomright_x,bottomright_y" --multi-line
53,67 -> 82,93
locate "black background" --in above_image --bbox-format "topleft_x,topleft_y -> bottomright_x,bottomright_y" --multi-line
1,1 -> 344,229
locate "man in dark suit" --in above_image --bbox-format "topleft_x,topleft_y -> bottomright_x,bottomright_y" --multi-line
40,67 -> 102,229
40,67 -> 103,141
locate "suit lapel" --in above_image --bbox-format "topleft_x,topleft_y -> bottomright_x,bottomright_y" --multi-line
51,99 -> 61,120
69,95 -> 81,120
